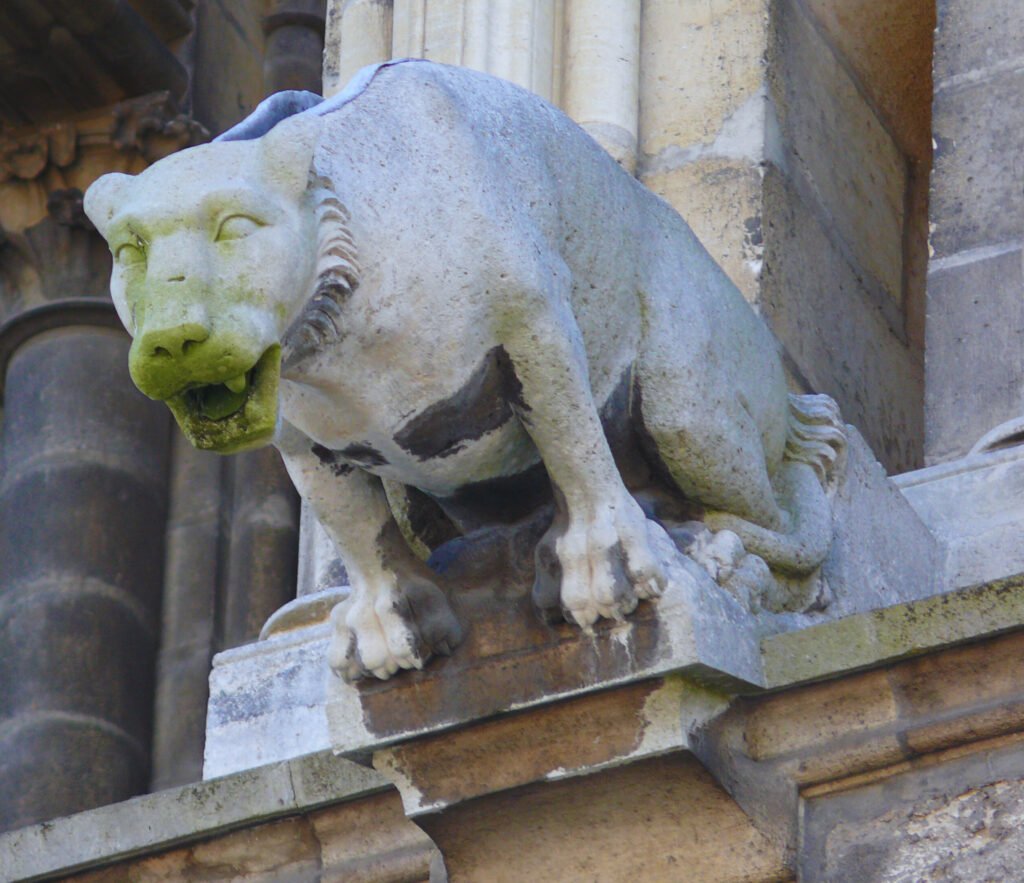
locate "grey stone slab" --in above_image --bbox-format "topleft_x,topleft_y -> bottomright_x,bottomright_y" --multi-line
935,0 -> 1024,84
801,739 -> 1024,881
204,623 -> 338,779
0,750 -> 387,883
898,445 -> 1024,588
762,167 -> 923,474
763,575 -> 1024,686
771,0 -> 907,307
930,68 -> 1024,259
924,245 -> 1024,463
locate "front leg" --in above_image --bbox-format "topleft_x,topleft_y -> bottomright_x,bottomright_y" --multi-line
498,280 -> 668,628
278,425 -> 463,680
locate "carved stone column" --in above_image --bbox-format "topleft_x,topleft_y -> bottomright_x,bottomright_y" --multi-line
264,0 -> 328,94
0,310 -> 170,832
0,103 -> 204,830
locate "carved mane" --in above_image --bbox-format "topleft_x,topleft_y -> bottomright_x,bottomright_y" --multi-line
282,179 -> 361,365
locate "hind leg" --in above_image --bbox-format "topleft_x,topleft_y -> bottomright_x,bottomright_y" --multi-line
637,370 -> 788,533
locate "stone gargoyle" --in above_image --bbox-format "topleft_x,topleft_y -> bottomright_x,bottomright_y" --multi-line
84,59 -> 846,681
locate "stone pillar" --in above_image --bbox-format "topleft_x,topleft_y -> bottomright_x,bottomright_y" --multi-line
150,435 -> 225,790
924,1 -> 1024,464
220,450 -> 302,647
324,0 -> 393,97
264,0 -> 328,94
561,0 -> 640,171
0,307 -> 171,832
0,101 -> 205,818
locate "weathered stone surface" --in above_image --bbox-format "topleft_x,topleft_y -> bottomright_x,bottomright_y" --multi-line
66,791 -> 437,883
762,578 -> 1024,687
205,559 -> 763,777
801,742 -> 1024,882
206,424 -> 940,778
813,430 -> 943,619
746,669 -> 898,760
771,0 -> 907,307
638,0 -> 768,304
930,69 -> 1024,260
639,0 -> 768,158
762,168 -> 923,473
923,246 -> 1024,465
934,0 -> 1024,85
0,749 -> 388,882
418,753 -> 789,883
899,445 -> 1024,586
374,676 -> 728,815
802,0 -> 934,161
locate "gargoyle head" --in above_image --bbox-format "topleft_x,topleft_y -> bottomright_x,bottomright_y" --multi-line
84,114 -> 323,453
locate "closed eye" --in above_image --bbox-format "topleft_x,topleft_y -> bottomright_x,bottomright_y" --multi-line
215,214 -> 263,242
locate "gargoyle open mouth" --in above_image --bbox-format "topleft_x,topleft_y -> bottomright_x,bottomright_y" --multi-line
164,345 -> 281,453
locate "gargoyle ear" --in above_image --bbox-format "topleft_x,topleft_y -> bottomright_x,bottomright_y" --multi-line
258,113 -> 322,198
84,172 -> 135,238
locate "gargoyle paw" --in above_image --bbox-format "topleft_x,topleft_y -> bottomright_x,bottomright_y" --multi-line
543,497 -> 667,629
327,577 -> 463,682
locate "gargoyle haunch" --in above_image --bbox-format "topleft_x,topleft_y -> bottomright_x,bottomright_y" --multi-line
85,60 -> 846,681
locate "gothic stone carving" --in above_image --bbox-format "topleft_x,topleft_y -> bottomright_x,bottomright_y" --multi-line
0,92 -> 207,236
84,60 -> 846,680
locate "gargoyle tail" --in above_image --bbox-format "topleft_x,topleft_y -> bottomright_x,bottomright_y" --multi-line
706,394 -> 846,575
784,393 -> 847,490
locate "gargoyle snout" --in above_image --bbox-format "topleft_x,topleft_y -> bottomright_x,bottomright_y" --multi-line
138,322 -> 210,361
129,317 -> 213,400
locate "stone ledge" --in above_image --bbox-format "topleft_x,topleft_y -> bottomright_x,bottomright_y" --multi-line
763,574 -> 1024,686
0,750 -> 388,882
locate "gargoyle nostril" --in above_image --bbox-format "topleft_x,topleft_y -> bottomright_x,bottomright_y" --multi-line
153,346 -> 173,359
181,338 -> 202,354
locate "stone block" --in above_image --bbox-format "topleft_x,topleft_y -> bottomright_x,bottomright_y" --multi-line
923,246 -> 1024,462
745,670 -> 898,760
899,443 -> 1024,585
204,621 -> 336,778
930,68 -> 1024,259
819,430 -> 943,616
418,753 -> 788,883
762,577 -> 1024,687
310,793 -> 441,883
762,167 -> 922,473
935,0 -> 1024,84
801,740 -> 1024,881
206,563 -> 764,777
771,0 -> 907,305
0,749 -> 387,881
887,630 -> 1024,721
206,428 -> 943,779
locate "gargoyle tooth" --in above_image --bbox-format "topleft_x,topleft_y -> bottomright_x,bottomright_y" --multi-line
224,373 -> 247,394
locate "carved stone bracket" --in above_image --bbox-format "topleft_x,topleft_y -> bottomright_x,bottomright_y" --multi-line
0,92 -> 208,234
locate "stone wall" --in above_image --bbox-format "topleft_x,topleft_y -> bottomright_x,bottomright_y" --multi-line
925,0 -> 1024,463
